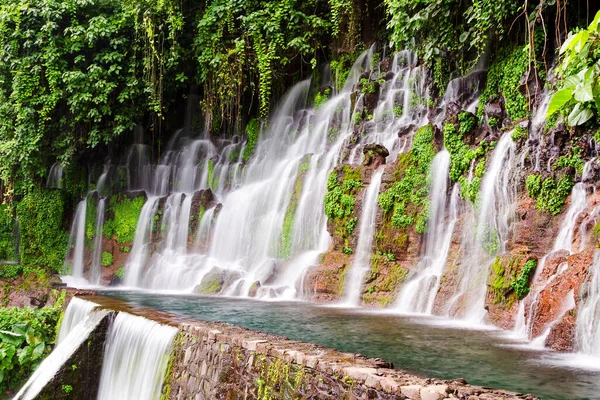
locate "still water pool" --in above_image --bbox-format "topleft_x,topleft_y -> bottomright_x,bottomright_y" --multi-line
102,291 -> 600,400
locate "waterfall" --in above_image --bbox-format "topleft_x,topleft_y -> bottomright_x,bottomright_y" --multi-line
46,162 -> 65,189
63,200 -> 87,278
452,131 -> 516,321
342,168 -> 384,306
554,160 -> 593,253
90,198 -> 106,284
97,313 -> 178,400
576,250 -> 600,356
57,298 -> 98,344
14,309 -> 109,400
396,151 -> 459,314
123,197 -> 160,286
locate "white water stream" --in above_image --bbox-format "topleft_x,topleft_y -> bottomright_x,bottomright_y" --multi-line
97,313 -> 178,400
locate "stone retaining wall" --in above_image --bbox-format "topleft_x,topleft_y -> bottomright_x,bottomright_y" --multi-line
36,296 -> 538,400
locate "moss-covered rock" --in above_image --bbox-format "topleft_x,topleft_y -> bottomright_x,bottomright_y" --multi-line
194,267 -> 242,295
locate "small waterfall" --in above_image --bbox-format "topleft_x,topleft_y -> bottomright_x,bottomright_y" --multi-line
123,197 -> 160,286
554,160 -> 593,253
453,131 -> 516,321
97,313 -> 178,400
57,298 -> 98,344
90,198 -> 107,284
553,183 -> 588,253
397,151 -> 458,314
342,168 -> 384,306
531,289 -> 576,348
14,309 -> 109,400
46,162 -> 65,189
576,250 -> 600,356
63,200 -> 88,278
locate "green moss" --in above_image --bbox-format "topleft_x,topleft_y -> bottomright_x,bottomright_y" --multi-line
525,174 -> 542,198
511,125 -> 528,142
103,195 -> 145,243
280,157 -> 311,259
477,46 -> 529,121
553,144 -> 584,174
17,190 -> 69,272
101,252 -> 113,267
324,165 -> 363,251
536,176 -> 574,215
511,259 -> 537,299
314,88 -> 331,109
378,124 -> 436,233
242,119 -> 260,162
85,197 -> 97,241
444,114 -> 489,183
114,266 -> 125,280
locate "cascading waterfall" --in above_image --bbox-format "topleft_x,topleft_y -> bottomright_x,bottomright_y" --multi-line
342,168 -> 384,306
451,131 -> 516,321
554,159 -> 593,253
90,198 -> 106,284
97,313 -> 178,400
396,151 -> 459,314
56,298 -> 98,344
63,200 -> 87,279
14,308 -> 109,400
123,197 -> 160,286
576,250 -> 600,357
46,162 -> 65,189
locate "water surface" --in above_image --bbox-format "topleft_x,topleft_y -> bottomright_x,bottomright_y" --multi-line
103,291 -> 600,400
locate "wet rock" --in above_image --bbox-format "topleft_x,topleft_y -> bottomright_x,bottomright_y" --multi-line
248,281 -> 261,297
380,57 -> 392,73
518,65 -> 544,107
545,313 -> 576,351
362,144 -> 389,168
189,189 -> 218,239
398,124 -> 416,138
194,267 -> 242,295
484,100 -> 504,120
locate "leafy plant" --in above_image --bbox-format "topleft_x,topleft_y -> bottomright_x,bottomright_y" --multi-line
546,11 -> 600,126
101,252 -> 113,268
511,259 -> 537,299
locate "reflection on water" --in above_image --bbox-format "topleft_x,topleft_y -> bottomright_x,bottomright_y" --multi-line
103,291 -> 600,400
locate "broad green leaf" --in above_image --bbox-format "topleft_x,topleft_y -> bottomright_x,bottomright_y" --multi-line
31,342 -> 45,360
0,330 -> 24,346
589,10 -> 600,32
17,346 -> 32,365
574,82 -> 594,103
12,324 -> 28,336
560,32 -> 578,54
568,104 -> 594,126
575,31 -> 590,52
546,88 -> 573,118
0,369 -> 4,383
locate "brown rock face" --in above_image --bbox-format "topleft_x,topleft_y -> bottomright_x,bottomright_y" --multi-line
303,251 -> 351,302
529,249 -> 592,345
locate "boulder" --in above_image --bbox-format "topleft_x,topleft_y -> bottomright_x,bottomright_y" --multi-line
362,143 -> 389,168
194,267 -> 242,295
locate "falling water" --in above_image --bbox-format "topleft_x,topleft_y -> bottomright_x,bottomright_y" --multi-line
63,200 -> 87,278
97,313 -> 178,400
397,151 -> 459,314
14,309 -> 109,400
123,197 -> 160,286
342,168 -> 384,306
554,160 -> 593,253
90,198 -> 106,284
46,162 -> 65,189
56,298 -> 98,344
453,131 -> 516,321
576,250 -> 600,356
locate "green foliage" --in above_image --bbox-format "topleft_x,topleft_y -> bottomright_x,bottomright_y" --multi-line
488,117 -> 499,128
511,259 -> 537,299
0,0 -> 186,191
17,190 -> 68,272
101,252 -> 113,268
553,145 -> 585,174
62,384 -> 73,394
314,88 -> 331,109
525,174 -> 542,198
378,125 -> 435,233
527,175 -> 574,215
546,11 -> 600,126
196,0 -> 330,123
444,114 -> 487,182
243,119 -> 261,163
103,195 -> 145,244
0,291 -> 65,393
324,165 -> 362,251
115,267 -> 126,280
384,0 -> 519,63
478,46 -> 530,121
359,78 -> 376,94
0,204 -> 17,261
511,126 -> 528,142
0,264 -> 23,280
